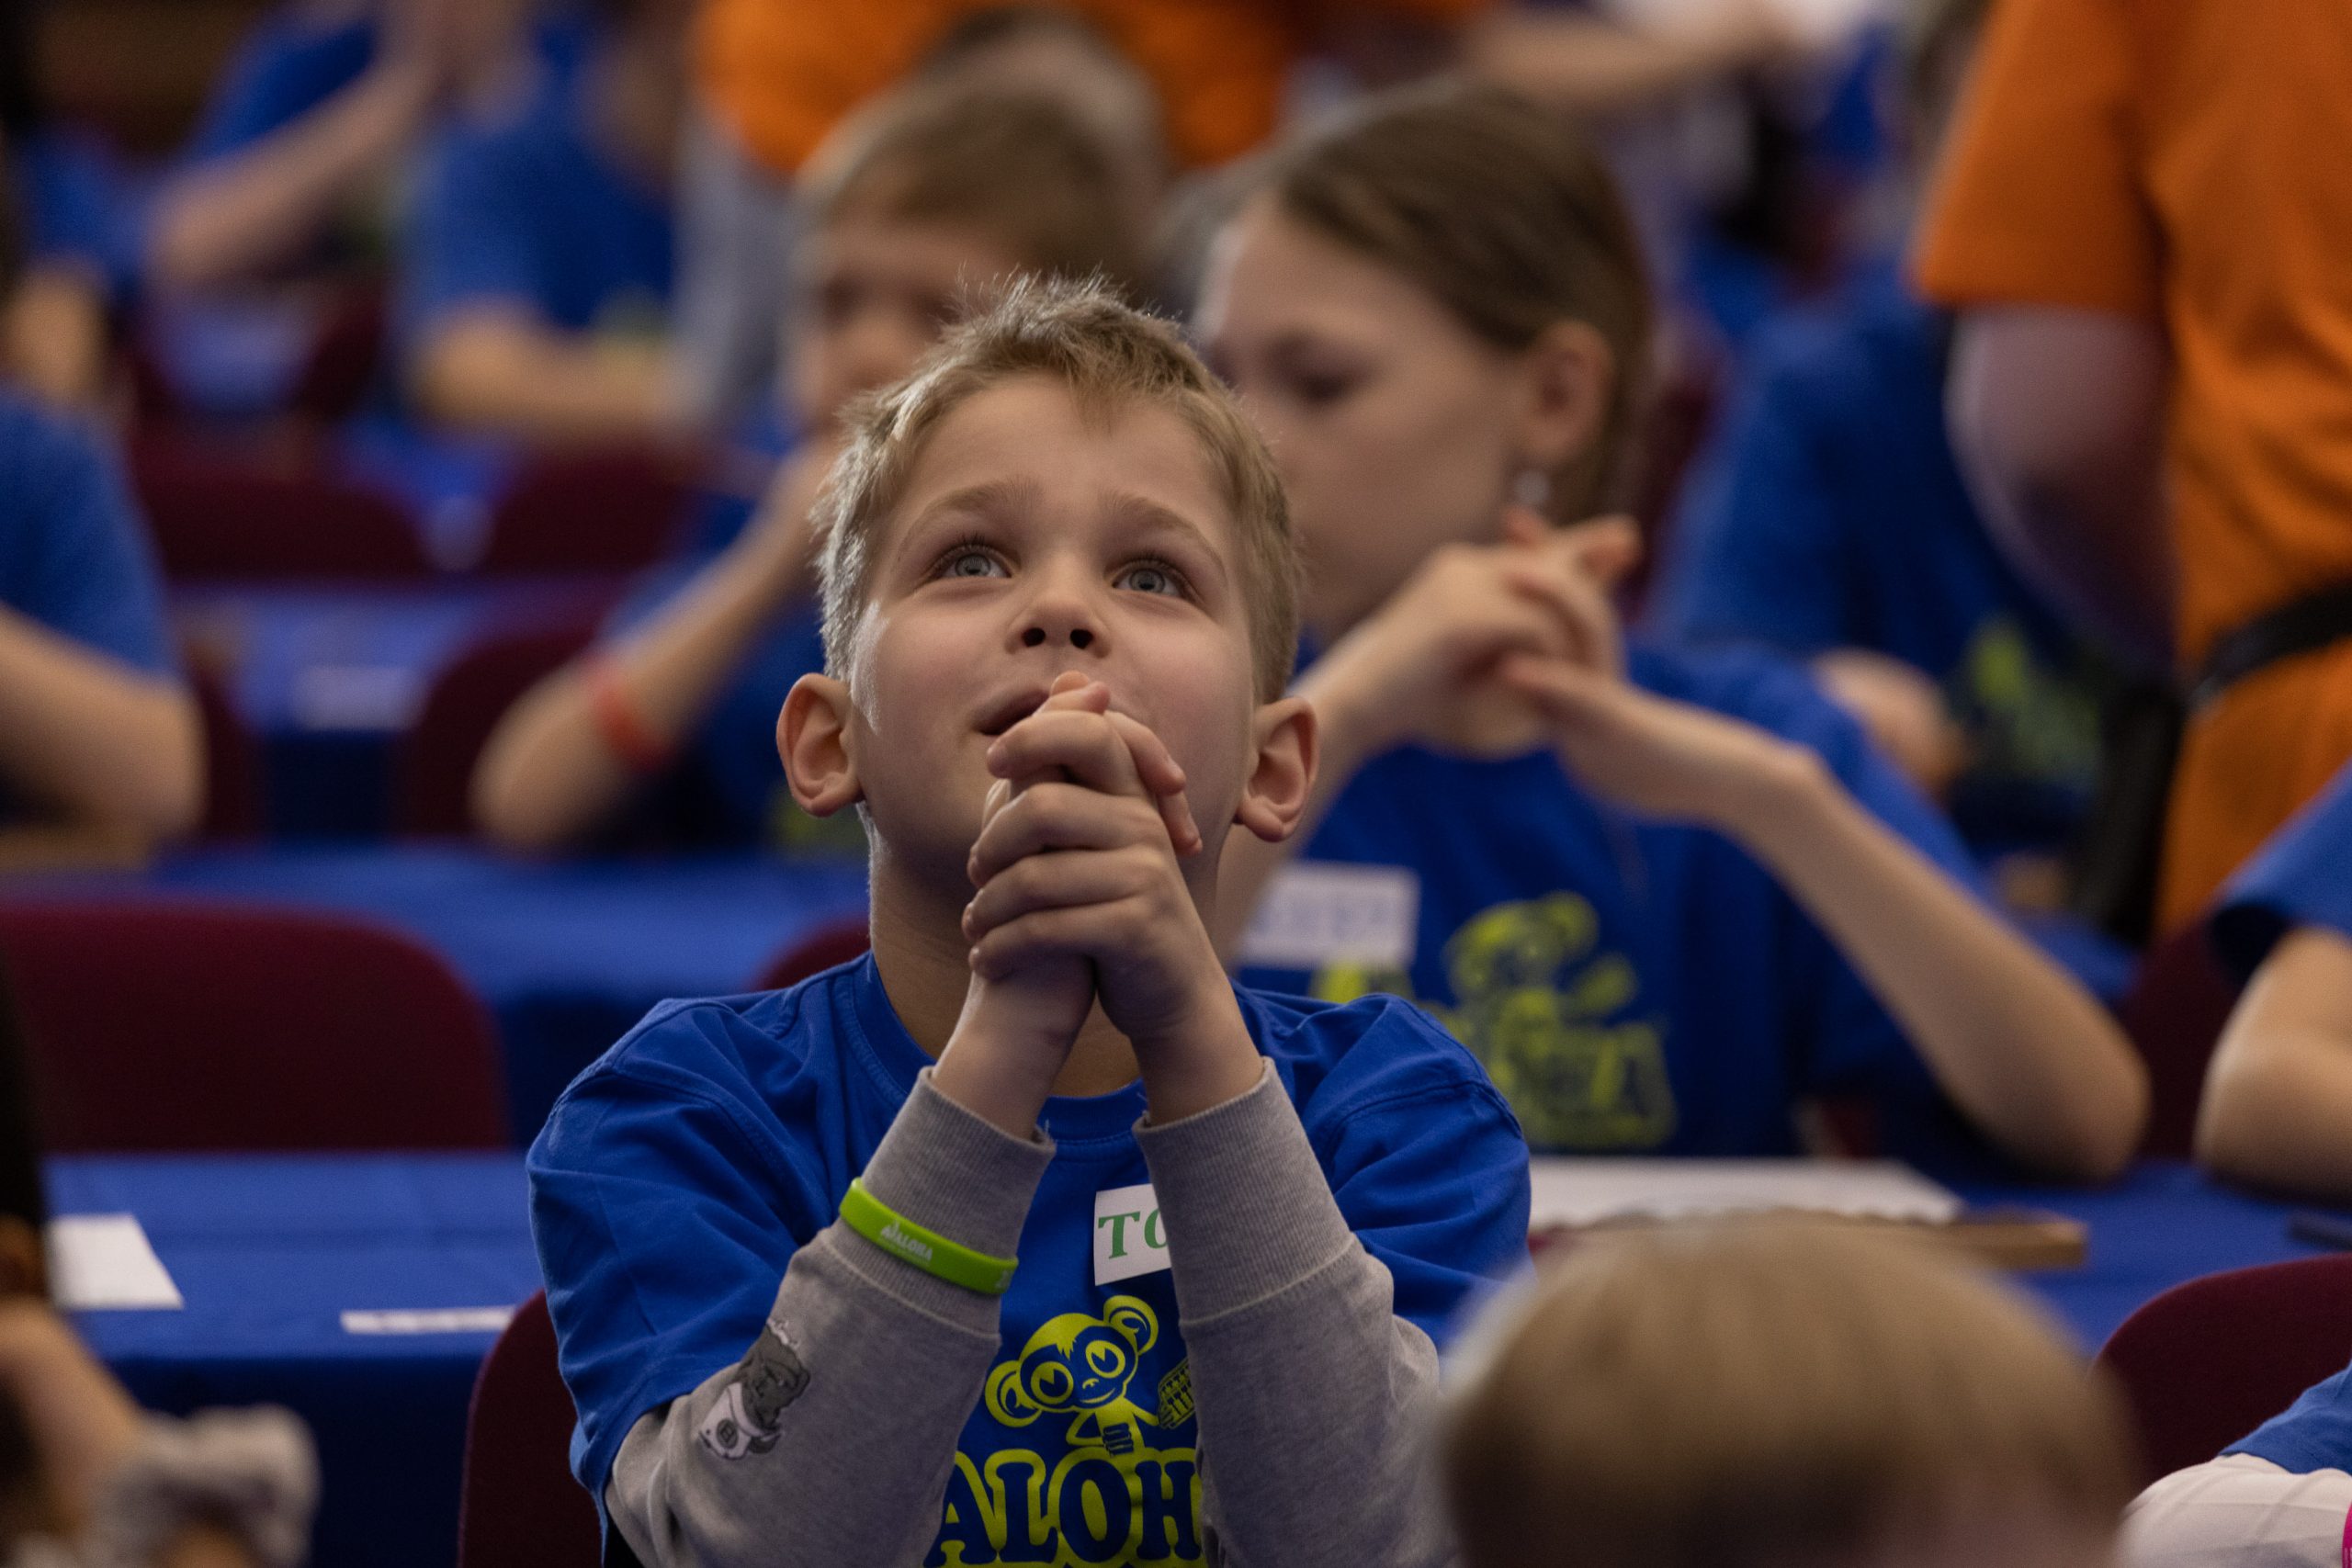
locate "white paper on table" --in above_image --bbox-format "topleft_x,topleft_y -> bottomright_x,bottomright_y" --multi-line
1529,1159 -> 1963,1230
48,1214 -> 184,1310
342,1307 -> 516,1336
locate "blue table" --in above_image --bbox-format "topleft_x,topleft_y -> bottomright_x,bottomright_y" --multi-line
1962,1161 -> 2348,1350
47,1149 -> 2345,1568
18,846 -> 872,1143
54,1153 -> 541,1568
175,581 -> 619,838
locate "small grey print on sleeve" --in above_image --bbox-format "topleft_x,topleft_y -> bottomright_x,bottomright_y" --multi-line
697,1316 -> 812,1461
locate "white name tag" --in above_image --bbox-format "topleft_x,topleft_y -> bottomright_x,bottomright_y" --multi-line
1238,863 -> 1419,972
341,1306 -> 516,1336
1092,1182 -> 1170,1285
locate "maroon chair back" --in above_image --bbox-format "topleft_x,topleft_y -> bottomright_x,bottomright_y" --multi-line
130,436 -> 431,581
395,620 -> 600,837
754,918 -> 872,992
2097,1254 -> 2352,1481
458,1292 -> 601,1568
478,451 -> 695,575
0,899 -> 507,1151
188,661 -> 265,840
2116,921 -> 2244,1156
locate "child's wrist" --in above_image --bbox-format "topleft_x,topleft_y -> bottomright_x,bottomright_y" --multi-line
1707,738 -> 1837,852
1130,981 -> 1261,1123
1298,647 -> 1402,768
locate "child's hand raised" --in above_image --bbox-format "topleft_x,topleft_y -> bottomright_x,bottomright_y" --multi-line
963,674 -> 1229,1060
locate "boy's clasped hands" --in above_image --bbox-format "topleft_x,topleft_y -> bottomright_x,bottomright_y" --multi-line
942,672 -> 1261,1133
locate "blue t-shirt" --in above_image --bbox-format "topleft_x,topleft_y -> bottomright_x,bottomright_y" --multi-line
528,955 -> 1532,1562
1650,282 -> 2102,857
397,61 -> 673,354
2225,1359 -> 2352,1473
183,4 -> 588,160
0,395 -> 177,820
1238,642 -> 1982,1164
12,131 -> 138,297
2211,762 -> 2352,983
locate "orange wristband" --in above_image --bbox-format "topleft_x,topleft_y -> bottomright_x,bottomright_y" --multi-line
587,657 -> 674,775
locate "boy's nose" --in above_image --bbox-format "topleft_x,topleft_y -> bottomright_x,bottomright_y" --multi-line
1013,575 -> 1107,656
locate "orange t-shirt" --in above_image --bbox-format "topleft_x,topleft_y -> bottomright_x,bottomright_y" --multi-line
1915,0 -> 2352,924
696,0 -> 1493,176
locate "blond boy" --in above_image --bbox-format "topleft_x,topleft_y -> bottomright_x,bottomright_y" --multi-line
528,280 -> 1532,1568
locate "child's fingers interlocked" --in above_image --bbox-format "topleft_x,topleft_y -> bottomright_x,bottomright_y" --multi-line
967,780 -> 1165,892
982,681 -> 1203,858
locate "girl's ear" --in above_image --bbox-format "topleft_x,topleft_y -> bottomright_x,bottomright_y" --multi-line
778,674 -> 864,817
1233,695 -> 1317,844
1512,319 -> 1615,478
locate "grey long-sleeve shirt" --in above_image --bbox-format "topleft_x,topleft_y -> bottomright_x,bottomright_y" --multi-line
606,1064 -> 1455,1568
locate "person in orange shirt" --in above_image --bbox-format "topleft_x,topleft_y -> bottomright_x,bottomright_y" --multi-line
1913,0 -> 2352,932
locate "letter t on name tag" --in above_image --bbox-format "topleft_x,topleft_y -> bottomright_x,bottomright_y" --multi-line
1093,1183 -> 1169,1285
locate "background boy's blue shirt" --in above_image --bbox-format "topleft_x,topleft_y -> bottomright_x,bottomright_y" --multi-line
13,132 -> 139,299
397,63 -> 673,355
1649,282 -> 2102,856
0,395 -> 175,679
528,954 -> 1530,1555
2225,1359 -> 2352,1473
1241,641 -> 1981,1164
0,395 -> 177,824
2211,761 -> 2352,982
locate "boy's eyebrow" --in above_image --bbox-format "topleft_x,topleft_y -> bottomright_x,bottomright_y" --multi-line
896,479 -> 1042,550
1103,494 -> 1233,587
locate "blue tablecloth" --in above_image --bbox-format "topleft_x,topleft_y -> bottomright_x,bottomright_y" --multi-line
175,581 -> 618,838
46,1148 -> 2348,1568
1961,1161 -> 2347,1350
17,846 -> 872,1143
54,1153 -> 541,1568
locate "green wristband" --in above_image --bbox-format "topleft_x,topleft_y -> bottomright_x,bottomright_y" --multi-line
838,1179 -> 1018,1296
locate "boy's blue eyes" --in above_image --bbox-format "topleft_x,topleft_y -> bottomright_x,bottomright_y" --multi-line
929,546 -> 1190,599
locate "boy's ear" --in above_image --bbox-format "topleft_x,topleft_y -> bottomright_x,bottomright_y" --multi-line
1233,695 -> 1317,844
1513,319 -> 1614,478
778,674 -> 864,818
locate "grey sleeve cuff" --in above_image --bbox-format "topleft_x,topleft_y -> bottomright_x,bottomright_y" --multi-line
1134,1060 -> 1357,1323
841,1067 -> 1056,1319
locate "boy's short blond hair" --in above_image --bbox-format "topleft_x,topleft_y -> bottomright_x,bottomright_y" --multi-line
1443,1222 -> 2139,1568
813,276 -> 1300,700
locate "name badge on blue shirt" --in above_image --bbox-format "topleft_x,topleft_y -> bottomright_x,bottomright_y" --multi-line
1093,1182 -> 1169,1285
1238,863 -> 1419,973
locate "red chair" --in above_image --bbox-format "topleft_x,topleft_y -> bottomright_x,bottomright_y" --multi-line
0,899 -> 507,1151
754,917 -> 872,992
477,450 -> 697,575
188,660 -> 265,840
130,435 -> 432,581
458,1292 -> 601,1568
394,619 -> 600,837
2116,921 -> 2245,1157
2097,1254 -> 2352,1482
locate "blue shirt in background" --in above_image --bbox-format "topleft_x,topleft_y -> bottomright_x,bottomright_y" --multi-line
2226,1359 -> 2352,1473
397,60 -> 673,354
2211,761 -> 2352,983
1650,282 -> 2103,859
1238,642 -> 1985,1166
0,394 -> 178,821
529,954 -> 1532,1555
12,131 -> 139,298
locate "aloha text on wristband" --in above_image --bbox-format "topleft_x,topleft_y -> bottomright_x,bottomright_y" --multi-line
839,1179 -> 1018,1295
